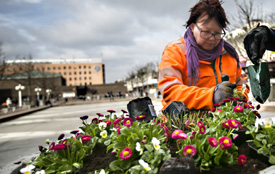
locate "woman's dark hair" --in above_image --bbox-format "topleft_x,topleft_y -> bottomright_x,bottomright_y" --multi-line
186,0 -> 229,29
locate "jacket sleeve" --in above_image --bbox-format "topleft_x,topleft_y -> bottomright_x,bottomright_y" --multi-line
158,43 -> 216,111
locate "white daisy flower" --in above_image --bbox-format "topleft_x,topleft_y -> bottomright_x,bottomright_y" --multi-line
98,122 -> 107,131
151,137 -> 160,150
100,130 -> 108,138
20,164 -> 35,174
139,159 -> 151,171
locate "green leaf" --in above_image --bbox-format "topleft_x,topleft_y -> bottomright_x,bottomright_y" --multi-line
72,162 -> 82,169
109,160 -> 123,171
144,144 -> 153,152
269,155 -> 275,164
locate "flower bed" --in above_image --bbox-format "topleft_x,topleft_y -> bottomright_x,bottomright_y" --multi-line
17,97 -> 274,174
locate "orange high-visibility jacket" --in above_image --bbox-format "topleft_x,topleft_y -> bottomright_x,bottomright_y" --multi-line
158,37 -> 249,110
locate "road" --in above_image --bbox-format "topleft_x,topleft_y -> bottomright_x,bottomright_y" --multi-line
0,99 -> 273,173
0,100 -> 163,172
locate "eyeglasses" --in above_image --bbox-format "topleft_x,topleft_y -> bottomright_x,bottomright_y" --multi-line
195,23 -> 226,40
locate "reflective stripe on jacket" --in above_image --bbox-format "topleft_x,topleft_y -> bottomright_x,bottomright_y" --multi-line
158,37 -> 250,110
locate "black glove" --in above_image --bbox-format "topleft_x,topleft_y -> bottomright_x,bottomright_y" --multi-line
244,25 -> 275,65
213,81 -> 236,104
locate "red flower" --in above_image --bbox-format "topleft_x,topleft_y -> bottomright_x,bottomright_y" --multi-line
222,122 -> 230,129
117,127 -> 121,135
70,130 -> 79,134
219,137 -> 232,149
121,109 -> 128,113
96,113 -> 104,117
104,120 -> 111,127
120,148 -> 132,160
183,145 -> 196,157
53,144 -> 66,151
123,118 -> 133,127
91,118 -> 99,124
199,124 -> 206,134
172,130 -> 184,139
197,120 -> 203,126
49,142 -> 55,150
81,135 -> 91,143
208,137 -> 217,147
228,119 -> 239,128
113,118 -> 122,128
238,154 -> 247,166
58,133 -> 65,140
107,110 -> 116,114
233,106 -> 243,112
253,110 -> 261,118
136,115 -> 147,121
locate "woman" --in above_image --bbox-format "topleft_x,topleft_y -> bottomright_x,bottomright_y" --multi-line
158,0 -> 249,111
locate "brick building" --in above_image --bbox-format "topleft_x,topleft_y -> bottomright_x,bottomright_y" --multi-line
5,58 -> 105,86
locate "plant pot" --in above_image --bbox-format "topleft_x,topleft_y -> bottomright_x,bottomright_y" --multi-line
159,157 -> 199,174
247,142 -> 270,165
232,129 -> 252,146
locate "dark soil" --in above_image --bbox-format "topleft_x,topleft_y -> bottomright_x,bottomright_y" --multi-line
78,143 -> 117,174
79,142 -> 271,174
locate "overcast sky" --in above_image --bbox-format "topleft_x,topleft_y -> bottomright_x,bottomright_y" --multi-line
0,0 -> 273,83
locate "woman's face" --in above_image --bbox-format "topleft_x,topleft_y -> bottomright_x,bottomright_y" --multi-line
190,15 -> 223,51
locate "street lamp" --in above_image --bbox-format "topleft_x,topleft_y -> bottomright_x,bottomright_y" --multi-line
34,87 -> 42,101
15,84 -> 25,107
46,89 -> 52,101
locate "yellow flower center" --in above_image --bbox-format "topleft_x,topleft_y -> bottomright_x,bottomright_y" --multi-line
265,123 -> 271,128
127,120 -> 130,124
102,133 -> 107,138
144,167 -> 149,171
200,127 -> 204,132
139,116 -> 143,118
175,131 -> 179,135
123,151 -> 129,157
154,144 -> 160,149
212,140 -> 215,144
186,148 -> 192,155
24,172 -> 31,174
241,159 -> 244,163
226,123 -> 229,126
232,121 -> 235,125
189,123 -> 194,126
224,139 -> 229,144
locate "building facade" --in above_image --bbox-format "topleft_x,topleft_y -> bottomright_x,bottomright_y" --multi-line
5,58 -> 105,86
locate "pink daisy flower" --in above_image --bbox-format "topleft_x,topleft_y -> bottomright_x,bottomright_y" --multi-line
120,147 -> 132,160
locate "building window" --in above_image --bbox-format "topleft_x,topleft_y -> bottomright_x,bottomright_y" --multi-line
58,67 -> 61,70
74,66 -> 77,69
69,78 -> 72,81
89,82 -> 92,85
89,66 -> 91,69
84,71 -> 86,74
53,67 -> 56,70
69,66 -> 71,69
79,65 -> 81,69
36,67 -> 40,71
89,71 -> 91,74
84,66 -> 86,69
84,77 -> 87,80
74,77 -> 77,80
79,72 -> 82,75
48,67 -> 51,70
74,72 -> 77,75
69,72 -> 71,75
64,66 -> 66,69
64,72 -> 67,75
13,68 -> 16,71
89,77 -> 91,80
79,77 -> 81,80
